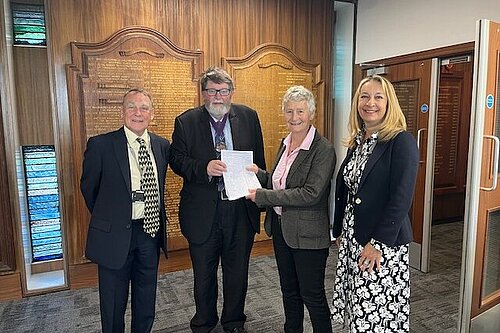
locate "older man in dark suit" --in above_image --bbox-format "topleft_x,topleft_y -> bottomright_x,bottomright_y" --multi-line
169,67 -> 266,333
80,88 -> 170,333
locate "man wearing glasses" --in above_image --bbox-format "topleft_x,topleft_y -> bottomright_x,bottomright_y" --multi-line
170,67 -> 266,333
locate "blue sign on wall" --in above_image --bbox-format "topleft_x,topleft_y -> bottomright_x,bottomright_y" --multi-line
420,103 -> 429,113
486,94 -> 494,109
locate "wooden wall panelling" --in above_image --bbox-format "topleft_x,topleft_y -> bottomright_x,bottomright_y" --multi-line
66,26 -> 203,264
13,47 -> 53,145
0,273 -> 22,301
0,0 -> 23,298
44,0 -> 333,273
0,93 -> 16,274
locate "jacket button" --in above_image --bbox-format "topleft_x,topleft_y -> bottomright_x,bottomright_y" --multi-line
355,198 -> 362,204
126,224 -> 131,229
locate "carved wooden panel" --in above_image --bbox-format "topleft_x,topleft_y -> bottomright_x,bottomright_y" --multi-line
223,43 -> 324,169
66,26 -> 203,263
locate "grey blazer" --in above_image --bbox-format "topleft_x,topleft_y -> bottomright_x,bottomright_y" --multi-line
254,130 -> 336,249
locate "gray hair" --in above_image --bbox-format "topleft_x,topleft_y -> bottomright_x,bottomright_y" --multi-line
123,88 -> 154,108
281,85 -> 316,116
200,67 -> 234,91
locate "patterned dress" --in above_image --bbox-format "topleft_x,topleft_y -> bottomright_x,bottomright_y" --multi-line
331,132 -> 410,332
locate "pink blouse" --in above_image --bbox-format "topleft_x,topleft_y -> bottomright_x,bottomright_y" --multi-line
272,125 -> 316,215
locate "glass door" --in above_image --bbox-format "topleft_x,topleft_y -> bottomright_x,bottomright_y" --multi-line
363,59 -> 438,272
461,19 -> 500,332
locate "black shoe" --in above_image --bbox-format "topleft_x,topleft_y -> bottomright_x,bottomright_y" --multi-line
223,328 -> 247,333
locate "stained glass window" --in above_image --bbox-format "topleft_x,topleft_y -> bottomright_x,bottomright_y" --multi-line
22,145 -> 62,262
11,3 -> 46,46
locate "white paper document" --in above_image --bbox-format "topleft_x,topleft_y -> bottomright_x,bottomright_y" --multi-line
221,150 -> 262,200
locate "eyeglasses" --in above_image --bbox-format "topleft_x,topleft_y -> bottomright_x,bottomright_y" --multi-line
203,88 -> 232,96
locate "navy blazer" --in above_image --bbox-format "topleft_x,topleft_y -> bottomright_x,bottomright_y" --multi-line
80,127 -> 170,270
169,104 -> 266,244
332,131 -> 418,247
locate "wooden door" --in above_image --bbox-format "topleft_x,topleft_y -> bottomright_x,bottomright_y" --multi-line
463,20 -> 500,328
363,59 -> 435,272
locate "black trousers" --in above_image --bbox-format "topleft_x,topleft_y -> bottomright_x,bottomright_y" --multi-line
272,216 -> 332,333
97,221 -> 160,333
189,198 -> 255,333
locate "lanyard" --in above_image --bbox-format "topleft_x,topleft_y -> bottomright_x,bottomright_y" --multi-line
208,113 -> 228,136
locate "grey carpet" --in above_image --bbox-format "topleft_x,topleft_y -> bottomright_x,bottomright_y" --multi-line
0,222 -> 462,332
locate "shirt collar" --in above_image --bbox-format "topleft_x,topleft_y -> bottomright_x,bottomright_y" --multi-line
283,125 -> 316,151
124,126 -> 150,146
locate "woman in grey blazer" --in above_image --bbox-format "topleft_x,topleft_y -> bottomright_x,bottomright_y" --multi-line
246,86 -> 336,333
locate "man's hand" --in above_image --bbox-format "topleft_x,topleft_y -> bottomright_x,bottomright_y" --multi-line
207,160 -> 227,177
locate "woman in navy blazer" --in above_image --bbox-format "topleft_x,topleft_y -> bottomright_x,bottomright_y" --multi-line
331,75 -> 418,332
247,86 -> 336,333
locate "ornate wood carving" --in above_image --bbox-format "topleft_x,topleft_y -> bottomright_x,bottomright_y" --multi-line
66,26 -> 203,264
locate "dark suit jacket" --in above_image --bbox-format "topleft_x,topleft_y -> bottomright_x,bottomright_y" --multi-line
80,127 -> 170,270
169,104 -> 266,245
255,130 -> 336,249
332,131 -> 418,247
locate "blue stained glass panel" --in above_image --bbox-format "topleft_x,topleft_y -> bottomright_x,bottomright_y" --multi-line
30,211 -> 60,221
11,3 -> 46,46
35,254 -> 62,261
33,237 -> 62,246
29,200 -> 58,210
29,206 -> 59,215
22,145 -> 63,262
28,194 -> 58,204
25,164 -> 56,171
32,224 -> 60,234
25,157 -> 56,165
27,176 -> 58,184
26,170 -> 57,178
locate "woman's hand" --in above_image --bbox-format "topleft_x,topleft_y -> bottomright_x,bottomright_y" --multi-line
335,236 -> 342,248
246,163 -> 259,174
358,242 -> 382,273
246,188 -> 257,202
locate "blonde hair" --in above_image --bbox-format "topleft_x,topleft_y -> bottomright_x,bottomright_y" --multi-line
345,75 -> 406,148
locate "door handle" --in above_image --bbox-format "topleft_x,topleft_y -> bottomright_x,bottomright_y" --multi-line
416,128 -> 427,149
480,135 -> 500,191
417,128 -> 427,163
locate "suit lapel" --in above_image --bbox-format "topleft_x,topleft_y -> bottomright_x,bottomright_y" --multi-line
228,106 -> 241,150
113,128 -> 132,195
359,140 -> 389,188
286,131 -> 319,182
201,107 -> 218,157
